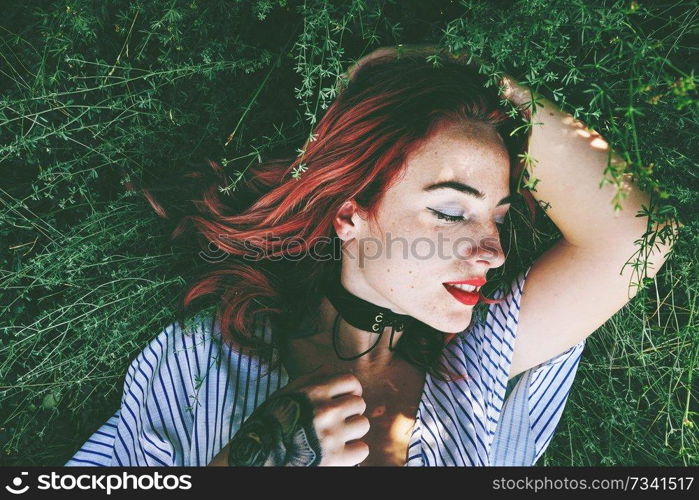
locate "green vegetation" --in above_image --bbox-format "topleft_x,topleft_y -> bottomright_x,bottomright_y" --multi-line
1,0 -> 696,465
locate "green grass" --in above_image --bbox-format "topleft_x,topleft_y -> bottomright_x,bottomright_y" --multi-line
0,0 -> 696,466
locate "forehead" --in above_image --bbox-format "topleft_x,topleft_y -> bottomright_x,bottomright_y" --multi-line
399,121 -> 510,194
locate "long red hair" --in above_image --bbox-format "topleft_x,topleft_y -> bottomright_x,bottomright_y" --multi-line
132,54 -> 536,382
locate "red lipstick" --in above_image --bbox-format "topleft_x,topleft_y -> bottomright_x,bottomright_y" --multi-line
443,277 -> 486,286
443,284 -> 480,306
442,277 -> 486,306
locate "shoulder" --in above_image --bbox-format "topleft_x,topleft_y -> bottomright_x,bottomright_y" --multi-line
126,311 -> 221,386
67,311 -> 285,467
484,266 -> 531,337
119,308 -> 272,436
477,265 -> 586,376
125,309 -> 276,393
117,311 -> 281,465
118,311 -> 229,434
446,266 -> 535,398
456,266 -> 531,353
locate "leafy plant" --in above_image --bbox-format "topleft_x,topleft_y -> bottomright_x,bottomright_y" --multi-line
0,0 -> 695,465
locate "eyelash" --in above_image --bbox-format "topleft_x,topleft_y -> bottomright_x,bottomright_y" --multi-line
428,208 -> 506,225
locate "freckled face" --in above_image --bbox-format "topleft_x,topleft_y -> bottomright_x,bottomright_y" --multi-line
339,120 -> 512,333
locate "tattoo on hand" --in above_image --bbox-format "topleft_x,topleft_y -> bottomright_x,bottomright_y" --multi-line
228,392 -> 321,466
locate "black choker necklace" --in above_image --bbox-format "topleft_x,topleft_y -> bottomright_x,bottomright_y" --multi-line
323,277 -> 415,361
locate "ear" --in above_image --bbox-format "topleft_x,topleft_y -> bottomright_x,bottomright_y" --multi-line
332,199 -> 368,242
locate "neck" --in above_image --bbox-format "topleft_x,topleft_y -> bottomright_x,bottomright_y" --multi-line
281,296 -> 406,379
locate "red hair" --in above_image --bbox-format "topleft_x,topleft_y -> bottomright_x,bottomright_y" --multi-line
132,54 -> 536,382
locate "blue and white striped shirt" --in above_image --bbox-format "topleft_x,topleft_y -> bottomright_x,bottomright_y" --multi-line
66,265 -> 586,466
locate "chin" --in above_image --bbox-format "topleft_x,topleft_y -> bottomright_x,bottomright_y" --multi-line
426,309 -> 473,333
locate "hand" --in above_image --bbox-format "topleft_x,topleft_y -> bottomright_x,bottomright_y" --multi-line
498,74 -> 535,121
219,371 -> 370,467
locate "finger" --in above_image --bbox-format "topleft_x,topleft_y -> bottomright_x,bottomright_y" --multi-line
343,414 -> 371,441
342,440 -> 370,466
310,372 -> 363,400
321,394 -> 366,420
328,372 -> 363,399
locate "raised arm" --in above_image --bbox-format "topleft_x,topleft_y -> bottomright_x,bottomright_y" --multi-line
499,75 -> 680,378
499,74 -> 676,252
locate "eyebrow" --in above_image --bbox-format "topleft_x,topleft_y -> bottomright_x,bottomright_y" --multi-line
423,181 -> 518,206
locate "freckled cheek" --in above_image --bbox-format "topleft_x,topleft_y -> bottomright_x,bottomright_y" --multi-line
407,224 -> 471,264
371,216 -> 449,280
383,218 -> 441,257
380,250 -> 447,300
381,224 -> 456,276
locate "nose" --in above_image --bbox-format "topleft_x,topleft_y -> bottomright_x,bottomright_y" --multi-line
454,227 -> 506,269
476,234 -> 506,269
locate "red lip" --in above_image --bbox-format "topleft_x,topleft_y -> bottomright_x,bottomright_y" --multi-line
443,283 -> 480,306
443,277 -> 486,286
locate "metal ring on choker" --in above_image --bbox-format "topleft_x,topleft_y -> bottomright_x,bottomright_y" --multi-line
331,312 -> 404,361
323,274 -> 412,361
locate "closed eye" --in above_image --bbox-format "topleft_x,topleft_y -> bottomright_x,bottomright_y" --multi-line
428,208 -> 507,225
428,208 -> 464,223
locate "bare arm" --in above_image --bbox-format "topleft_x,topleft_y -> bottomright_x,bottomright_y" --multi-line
499,76 -> 680,377
500,75 -> 673,251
